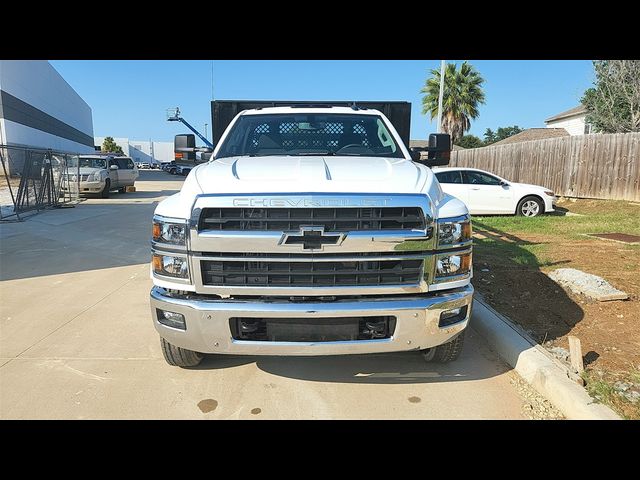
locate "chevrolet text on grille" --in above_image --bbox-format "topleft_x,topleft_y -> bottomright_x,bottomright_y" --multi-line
150,101 -> 473,367
232,198 -> 391,207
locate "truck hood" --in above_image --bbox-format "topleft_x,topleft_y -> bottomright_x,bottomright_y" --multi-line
193,156 -> 429,194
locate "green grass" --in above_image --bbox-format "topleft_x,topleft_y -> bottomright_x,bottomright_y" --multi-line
471,199 -> 640,241
583,370 -> 640,420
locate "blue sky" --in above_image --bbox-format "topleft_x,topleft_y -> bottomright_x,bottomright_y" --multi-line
50,60 -> 594,144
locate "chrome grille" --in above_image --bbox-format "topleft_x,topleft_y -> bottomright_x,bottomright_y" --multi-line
198,207 -> 425,232
200,258 -> 423,287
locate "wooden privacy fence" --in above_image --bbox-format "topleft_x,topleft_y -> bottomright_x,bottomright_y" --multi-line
449,133 -> 640,201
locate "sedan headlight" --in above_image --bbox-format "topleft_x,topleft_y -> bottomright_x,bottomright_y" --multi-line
544,190 -> 554,197
152,219 -> 187,245
152,254 -> 189,279
435,251 -> 472,281
437,216 -> 472,247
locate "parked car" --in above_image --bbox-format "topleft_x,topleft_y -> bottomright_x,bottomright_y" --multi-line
433,167 -> 556,217
162,161 -> 177,174
61,155 -> 139,198
140,162 -> 151,169
177,165 -> 192,176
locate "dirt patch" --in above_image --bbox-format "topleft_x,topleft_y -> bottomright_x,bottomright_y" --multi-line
472,198 -> 640,419
589,233 -> 640,244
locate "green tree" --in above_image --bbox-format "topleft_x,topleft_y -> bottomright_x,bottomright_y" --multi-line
101,136 -> 124,155
582,60 -> 640,133
483,128 -> 496,144
483,125 -> 524,145
421,61 -> 486,143
455,135 -> 484,149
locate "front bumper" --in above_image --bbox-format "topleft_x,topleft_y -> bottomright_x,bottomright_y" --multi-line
545,195 -> 556,213
61,180 -> 105,194
150,284 -> 474,356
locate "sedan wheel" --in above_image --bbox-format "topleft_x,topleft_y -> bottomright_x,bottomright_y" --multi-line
517,196 -> 543,217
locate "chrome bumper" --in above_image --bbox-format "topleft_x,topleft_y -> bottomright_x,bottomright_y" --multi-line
150,284 -> 473,356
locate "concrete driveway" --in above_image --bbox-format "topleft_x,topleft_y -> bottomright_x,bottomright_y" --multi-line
0,170 -> 529,419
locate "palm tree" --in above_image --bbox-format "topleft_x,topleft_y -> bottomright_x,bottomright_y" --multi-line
421,61 -> 486,143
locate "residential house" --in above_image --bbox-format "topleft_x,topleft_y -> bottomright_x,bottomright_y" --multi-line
545,105 -> 592,135
491,128 -> 569,146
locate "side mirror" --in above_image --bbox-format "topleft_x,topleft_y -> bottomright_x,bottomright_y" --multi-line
110,164 -> 118,170
500,180 -> 509,187
409,133 -> 452,167
426,133 -> 451,166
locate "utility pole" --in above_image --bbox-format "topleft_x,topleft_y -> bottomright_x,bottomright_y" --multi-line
436,60 -> 446,133
204,123 -> 208,142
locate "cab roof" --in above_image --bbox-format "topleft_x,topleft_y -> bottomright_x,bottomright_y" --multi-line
239,106 -> 383,116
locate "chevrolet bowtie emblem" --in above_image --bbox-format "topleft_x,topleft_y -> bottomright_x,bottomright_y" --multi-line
280,226 -> 345,250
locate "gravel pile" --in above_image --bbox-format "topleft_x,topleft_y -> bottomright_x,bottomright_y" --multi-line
547,268 -> 628,301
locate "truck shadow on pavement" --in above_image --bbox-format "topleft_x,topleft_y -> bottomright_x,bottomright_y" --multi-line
471,219 -> 583,345
191,329 -> 510,384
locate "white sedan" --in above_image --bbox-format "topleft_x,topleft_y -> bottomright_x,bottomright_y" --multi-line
433,167 -> 556,217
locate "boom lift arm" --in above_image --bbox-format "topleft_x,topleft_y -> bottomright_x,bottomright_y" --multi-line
167,107 -> 214,149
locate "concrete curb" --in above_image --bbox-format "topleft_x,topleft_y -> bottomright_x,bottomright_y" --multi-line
471,297 -> 620,420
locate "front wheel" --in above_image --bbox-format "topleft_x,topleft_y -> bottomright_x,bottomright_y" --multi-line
160,337 -> 203,367
101,179 -> 111,198
517,196 -> 543,217
422,331 -> 466,363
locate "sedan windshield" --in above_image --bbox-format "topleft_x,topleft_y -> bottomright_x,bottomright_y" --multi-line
216,113 -> 404,159
69,157 -> 107,169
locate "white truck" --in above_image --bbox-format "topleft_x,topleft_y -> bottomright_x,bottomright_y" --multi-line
150,101 -> 473,367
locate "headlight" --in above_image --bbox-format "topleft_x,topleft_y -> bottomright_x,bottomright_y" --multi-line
152,254 -> 189,279
544,190 -> 554,197
153,219 -> 187,245
437,216 -> 472,247
435,251 -> 472,281
93,171 -> 103,181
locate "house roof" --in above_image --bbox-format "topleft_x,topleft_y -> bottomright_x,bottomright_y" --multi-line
545,105 -> 587,123
491,128 -> 570,146
409,140 -> 464,150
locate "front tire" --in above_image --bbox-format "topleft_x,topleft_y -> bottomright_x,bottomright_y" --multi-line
160,337 -> 203,367
422,331 -> 466,363
101,179 -> 111,198
517,196 -> 543,217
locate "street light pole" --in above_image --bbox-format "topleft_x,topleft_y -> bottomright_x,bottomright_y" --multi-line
436,60 -> 446,133
204,123 -> 208,142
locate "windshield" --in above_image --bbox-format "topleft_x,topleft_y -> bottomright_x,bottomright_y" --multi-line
69,157 -> 107,169
216,113 -> 404,159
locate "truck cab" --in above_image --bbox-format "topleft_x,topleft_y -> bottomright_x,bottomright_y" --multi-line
150,102 -> 473,367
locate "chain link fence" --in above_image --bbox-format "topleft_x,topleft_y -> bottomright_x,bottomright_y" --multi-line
0,145 -> 82,221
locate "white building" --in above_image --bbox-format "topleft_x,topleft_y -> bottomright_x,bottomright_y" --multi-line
94,137 -> 174,164
545,105 -> 592,135
0,60 -> 94,153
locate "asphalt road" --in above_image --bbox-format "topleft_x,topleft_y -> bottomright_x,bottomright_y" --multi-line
0,170 -> 528,419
